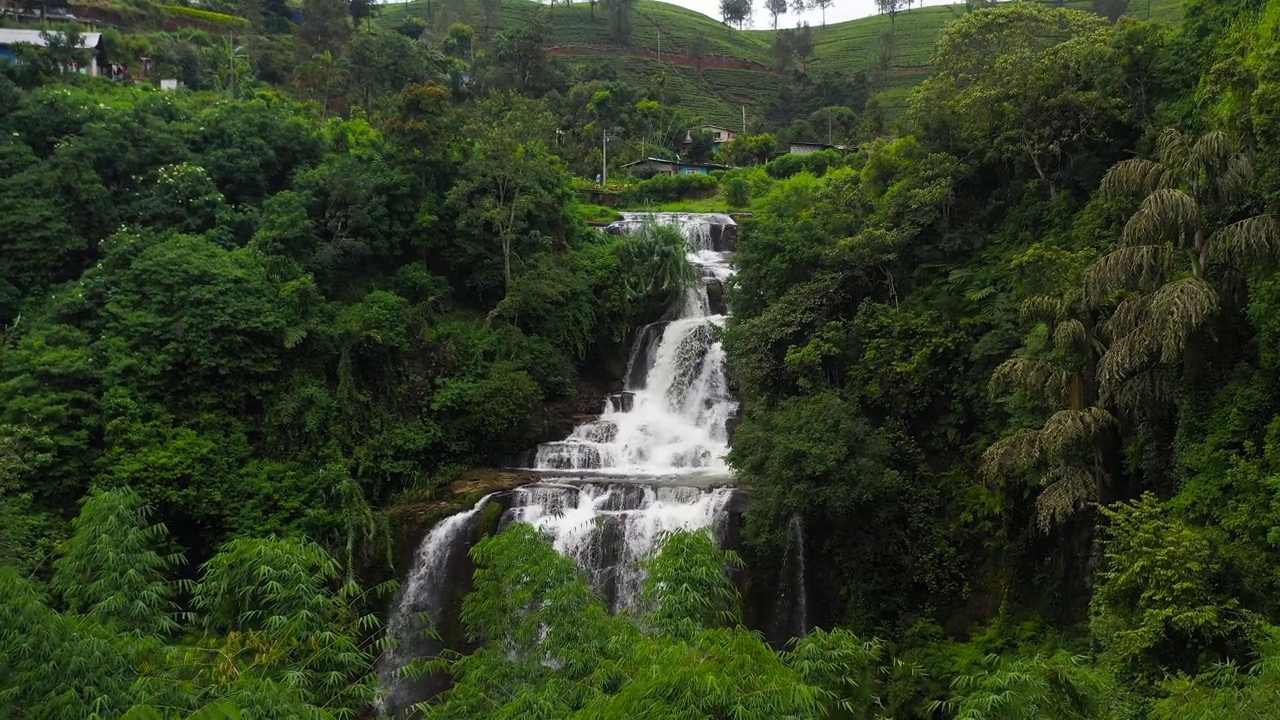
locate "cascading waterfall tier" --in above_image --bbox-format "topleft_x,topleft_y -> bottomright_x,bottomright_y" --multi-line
379,494 -> 495,715
532,212 -> 739,479
502,482 -> 738,612
380,213 -> 744,716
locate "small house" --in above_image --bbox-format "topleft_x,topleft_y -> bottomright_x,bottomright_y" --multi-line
703,125 -> 738,145
621,157 -> 733,179
0,29 -> 104,75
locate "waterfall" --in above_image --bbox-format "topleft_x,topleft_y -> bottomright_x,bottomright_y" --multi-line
532,212 -> 739,477
521,212 -> 742,608
772,515 -> 809,645
378,494 -> 493,715
381,213 -> 759,715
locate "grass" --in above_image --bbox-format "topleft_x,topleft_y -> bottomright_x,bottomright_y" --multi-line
577,203 -> 624,223
379,0 -> 1186,122
622,196 -> 737,213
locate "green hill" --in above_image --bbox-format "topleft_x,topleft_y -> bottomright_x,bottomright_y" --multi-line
381,0 -> 1185,126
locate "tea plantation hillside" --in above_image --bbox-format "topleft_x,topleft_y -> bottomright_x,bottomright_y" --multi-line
379,0 -> 1184,124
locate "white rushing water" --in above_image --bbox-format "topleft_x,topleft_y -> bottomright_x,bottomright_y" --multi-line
385,494 -> 494,647
533,212 -> 739,478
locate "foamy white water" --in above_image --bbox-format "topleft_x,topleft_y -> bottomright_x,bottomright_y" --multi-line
533,213 -> 739,478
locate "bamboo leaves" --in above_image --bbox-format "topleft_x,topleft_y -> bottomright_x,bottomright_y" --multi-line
424,524 -> 887,720
1,487 -> 381,719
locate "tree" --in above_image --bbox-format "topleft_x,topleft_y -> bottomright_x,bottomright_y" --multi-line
724,132 -> 778,165
1148,631 -> 1280,719
0,565 -> 162,717
876,0 -> 905,29
420,524 -> 890,718
811,0 -> 830,25
349,0 -> 376,27
1,488 -> 384,718
616,217 -> 697,311
480,0 -> 501,38
192,535 -> 383,715
601,0 -> 637,43
52,487 -> 181,636
791,23 -> 814,70
295,0 -> 352,54
442,23 -> 475,57
1093,0 -> 1129,22
772,30 -> 795,70
689,34 -> 711,74
1084,129 -> 1280,401
488,18 -> 563,95
872,29 -> 896,89
910,5 -> 1121,197
1092,494 -> 1260,682
445,95 -> 571,297
293,50 -> 350,118
342,29 -> 443,108
982,289 -> 1116,531
766,0 -> 787,29
720,0 -> 751,29
935,652 -> 1127,719
0,143 -> 85,321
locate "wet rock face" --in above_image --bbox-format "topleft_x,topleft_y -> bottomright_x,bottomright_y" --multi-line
706,280 -> 728,316
607,391 -> 635,413
708,223 -> 738,252
725,407 -> 742,445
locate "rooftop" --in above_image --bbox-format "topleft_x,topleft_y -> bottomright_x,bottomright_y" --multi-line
0,29 -> 102,48
621,157 -> 734,170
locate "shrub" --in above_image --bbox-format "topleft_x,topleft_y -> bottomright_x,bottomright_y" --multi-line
725,177 -> 749,207
764,149 -> 851,179
619,172 -> 718,205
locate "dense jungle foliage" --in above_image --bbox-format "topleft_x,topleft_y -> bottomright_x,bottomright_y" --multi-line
6,0 -> 1280,717
725,0 -> 1280,714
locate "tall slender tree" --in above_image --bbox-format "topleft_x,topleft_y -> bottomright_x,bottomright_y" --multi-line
601,0 -> 637,43
811,0 -> 830,25
983,291 -> 1116,530
721,0 -> 751,28
766,0 -> 787,29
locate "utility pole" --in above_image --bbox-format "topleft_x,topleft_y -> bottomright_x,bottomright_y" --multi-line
602,129 -> 608,186
742,106 -> 746,134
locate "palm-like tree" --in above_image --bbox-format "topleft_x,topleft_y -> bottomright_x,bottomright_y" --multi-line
983,292 -> 1116,531
1084,129 -> 1280,401
293,51 -> 349,119
619,217 -> 697,310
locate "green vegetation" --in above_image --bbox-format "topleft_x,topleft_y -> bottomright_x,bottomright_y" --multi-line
418,524 -> 889,718
4,0 -> 1280,717
157,5 -> 252,28
721,0 -> 1280,714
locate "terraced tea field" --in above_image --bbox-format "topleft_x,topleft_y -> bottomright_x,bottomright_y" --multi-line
380,0 -> 1185,123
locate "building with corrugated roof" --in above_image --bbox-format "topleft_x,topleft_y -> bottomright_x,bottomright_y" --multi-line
0,29 -> 105,76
